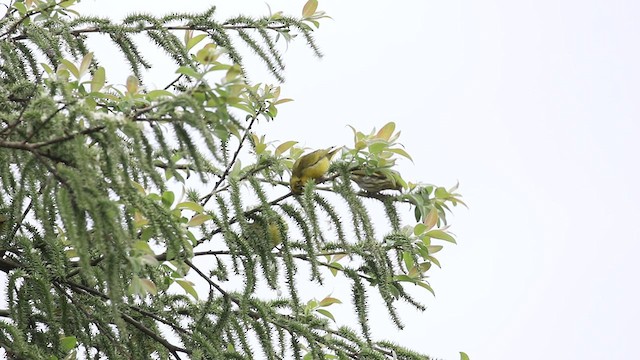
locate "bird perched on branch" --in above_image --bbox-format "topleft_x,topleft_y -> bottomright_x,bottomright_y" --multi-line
246,218 -> 287,249
350,169 -> 403,193
289,147 -> 340,194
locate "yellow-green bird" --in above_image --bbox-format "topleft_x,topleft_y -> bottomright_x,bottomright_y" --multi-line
290,147 -> 340,194
246,219 -> 287,249
350,169 -> 403,193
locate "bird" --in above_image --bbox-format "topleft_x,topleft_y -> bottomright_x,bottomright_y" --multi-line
246,218 -> 287,249
289,147 -> 340,194
350,169 -> 403,193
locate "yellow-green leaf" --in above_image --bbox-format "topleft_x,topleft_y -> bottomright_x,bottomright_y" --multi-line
413,223 -> 426,236
140,278 -> 157,295
273,98 -> 294,105
126,75 -> 139,94
187,214 -> 212,227
429,255 -> 441,268
60,336 -> 77,352
276,141 -> 298,156
59,0 -> 76,8
376,122 -> 395,140
147,90 -> 174,100
176,201 -> 204,213
131,181 -> 146,194
225,64 -> 242,83
460,352 -> 470,360
176,279 -> 198,299
423,208 -> 439,230
315,308 -> 335,322
133,240 -> 153,253
91,66 -> 105,92
140,255 -> 159,267
79,52 -> 93,78
329,262 -> 343,277
186,33 -> 208,51
388,147 -> 413,161
13,2 -> 27,15
41,63 -> 54,76
425,230 -> 456,243
176,66 -> 201,79
302,0 -> 318,17
60,59 -> 79,79
403,251 -> 415,270
319,296 -> 342,307
435,187 -> 449,199
417,281 -> 436,296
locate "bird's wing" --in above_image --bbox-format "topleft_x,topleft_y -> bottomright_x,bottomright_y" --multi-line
294,148 -> 328,175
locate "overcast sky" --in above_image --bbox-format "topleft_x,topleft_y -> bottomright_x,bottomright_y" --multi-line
73,1 -> 640,359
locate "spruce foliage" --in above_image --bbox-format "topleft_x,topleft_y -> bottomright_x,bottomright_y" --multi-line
0,1 -> 464,359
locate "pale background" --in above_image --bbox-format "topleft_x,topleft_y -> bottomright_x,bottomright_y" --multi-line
67,0 -> 640,359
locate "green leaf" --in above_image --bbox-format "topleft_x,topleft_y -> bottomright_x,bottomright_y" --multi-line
429,256 -> 441,268
460,352 -> 470,360
273,98 -> 294,105
41,62 -> 54,76
315,308 -> 335,322
329,262 -> 342,277
417,281 -> 436,296
140,278 -> 157,295
161,191 -> 175,207
393,275 -> 415,283
60,59 -> 79,79
176,279 -> 199,299
59,0 -> 76,8
423,207 -> 439,230
79,52 -> 93,78
176,66 -> 201,79
276,141 -> 298,156
435,186 -> 449,199
187,214 -> 212,227
140,255 -> 159,267
388,147 -> 413,161
418,262 -> 431,273
402,251 -> 414,270
413,223 -> 426,235
13,2 -> 27,15
306,299 -> 319,310
175,201 -> 204,213
133,240 -> 153,253
225,64 -> 242,83
186,34 -> 208,50
302,0 -> 318,17
376,122 -> 395,140
126,75 -> 139,94
60,336 -> 77,352
368,141 -> 387,154
131,181 -> 146,194
90,66 -> 105,92
425,229 -> 456,243
319,296 -> 342,307
147,90 -> 174,100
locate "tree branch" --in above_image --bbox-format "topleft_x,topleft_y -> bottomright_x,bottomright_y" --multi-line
200,113 -> 260,206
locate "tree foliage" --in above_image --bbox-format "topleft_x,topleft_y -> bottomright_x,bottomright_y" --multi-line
0,1 -> 465,359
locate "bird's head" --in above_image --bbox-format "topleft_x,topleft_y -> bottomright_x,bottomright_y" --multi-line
289,175 -> 304,194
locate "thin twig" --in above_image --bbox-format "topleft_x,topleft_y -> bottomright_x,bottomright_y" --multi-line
200,113 -> 259,206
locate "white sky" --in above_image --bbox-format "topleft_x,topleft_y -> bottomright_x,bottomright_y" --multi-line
69,1 -> 640,359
